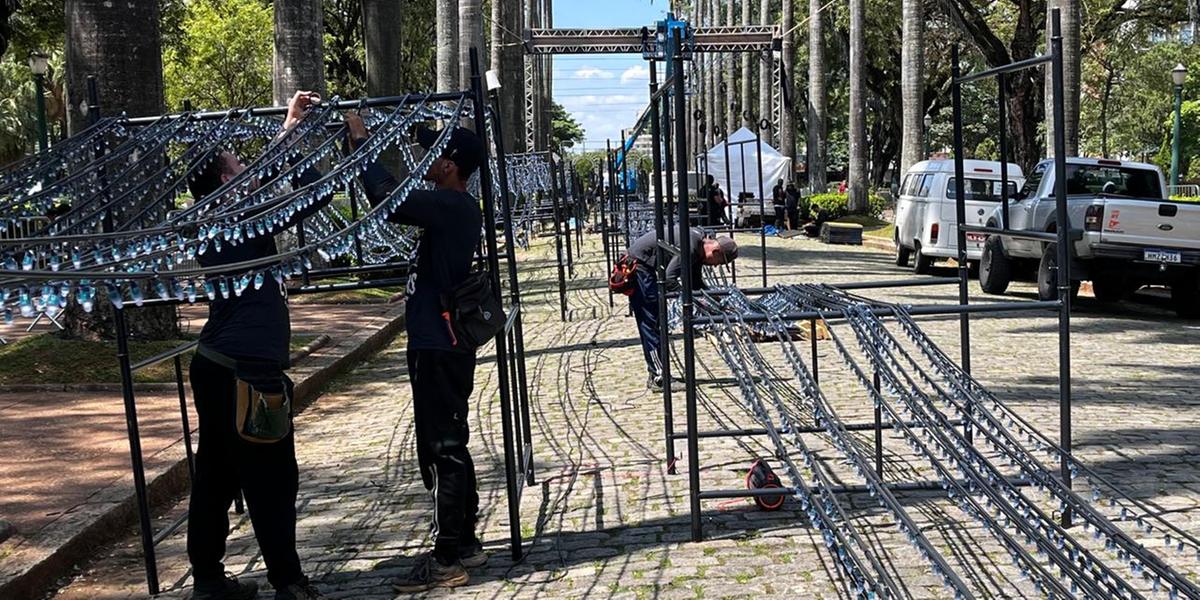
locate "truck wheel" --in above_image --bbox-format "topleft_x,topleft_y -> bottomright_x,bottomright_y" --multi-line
912,243 -> 934,275
1171,275 -> 1200,318
895,242 -> 911,267
1037,244 -> 1080,302
978,236 -> 1011,295
1091,274 -> 1132,303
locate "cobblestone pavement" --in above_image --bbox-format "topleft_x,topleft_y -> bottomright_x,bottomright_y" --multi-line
47,232 -> 1200,599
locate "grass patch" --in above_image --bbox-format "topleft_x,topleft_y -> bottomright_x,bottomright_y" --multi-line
830,214 -> 894,240
0,333 -> 321,385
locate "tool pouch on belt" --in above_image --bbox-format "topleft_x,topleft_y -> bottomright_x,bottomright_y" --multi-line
233,359 -> 293,444
746,458 -> 785,511
608,254 -> 639,296
440,270 -> 506,352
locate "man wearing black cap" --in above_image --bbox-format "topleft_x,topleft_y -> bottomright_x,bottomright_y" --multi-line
624,228 -> 738,389
346,114 -> 485,592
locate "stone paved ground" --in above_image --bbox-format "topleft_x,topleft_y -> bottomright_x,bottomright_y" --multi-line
45,232 -> 1200,599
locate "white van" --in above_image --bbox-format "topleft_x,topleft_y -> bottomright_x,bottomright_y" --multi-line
893,159 -> 1025,273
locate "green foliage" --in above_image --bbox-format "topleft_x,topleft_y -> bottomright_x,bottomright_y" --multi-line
1169,196 -> 1200,203
809,192 -> 887,219
324,0 -> 364,98
1153,99 -> 1200,178
0,54 -> 36,164
163,0 -> 272,111
550,101 -> 584,152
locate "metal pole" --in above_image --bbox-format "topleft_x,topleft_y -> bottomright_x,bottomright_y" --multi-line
722,126 -> 736,283
470,48 -> 523,559
663,94 -> 677,244
551,158 -> 569,321
873,370 -> 883,476
671,29 -> 702,542
1172,81 -> 1184,189
621,129 -> 632,246
602,141 -> 614,308
560,160 -> 575,277
349,182 -> 364,264
489,90 -> 535,487
1049,9 -> 1074,527
174,355 -> 195,479
34,74 -> 49,152
755,122 -> 767,287
951,47 -> 973,444
649,59 -> 676,474
114,307 -> 160,594
810,318 -> 819,384
998,75 -> 1011,229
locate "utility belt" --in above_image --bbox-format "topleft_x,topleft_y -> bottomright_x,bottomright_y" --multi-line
197,344 -> 293,444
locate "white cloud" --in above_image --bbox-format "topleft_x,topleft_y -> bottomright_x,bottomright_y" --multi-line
620,65 -> 650,84
574,66 -> 615,80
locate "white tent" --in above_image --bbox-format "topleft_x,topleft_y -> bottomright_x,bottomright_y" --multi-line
697,127 -> 793,205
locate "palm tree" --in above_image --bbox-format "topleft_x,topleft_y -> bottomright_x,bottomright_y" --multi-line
741,0 -> 752,128
436,0 -> 458,93
806,0 -> 826,192
759,0 -> 773,144
725,0 -> 735,134
272,0 -> 326,105
900,0 -> 924,175
64,0 -> 176,339
491,0 -> 525,152
780,0 -> 795,162
847,0 -> 866,212
1046,0 -> 1080,156
707,0 -> 718,144
458,0 -> 483,90
363,0 -> 402,98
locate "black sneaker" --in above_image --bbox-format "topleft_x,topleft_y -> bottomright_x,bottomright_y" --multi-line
274,578 -> 326,600
192,573 -> 258,600
647,375 -> 663,391
459,541 -> 489,568
392,554 -> 469,593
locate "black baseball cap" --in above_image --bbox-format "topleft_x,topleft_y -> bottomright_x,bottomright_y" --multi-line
414,126 -> 485,178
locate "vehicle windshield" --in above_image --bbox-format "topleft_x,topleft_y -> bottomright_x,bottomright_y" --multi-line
1064,164 -> 1162,198
945,178 -> 1019,202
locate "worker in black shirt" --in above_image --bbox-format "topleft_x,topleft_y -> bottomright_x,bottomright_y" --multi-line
625,227 -> 738,389
772,179 -> 786,229
185,91 -> 331,600
345,113 -> 485,592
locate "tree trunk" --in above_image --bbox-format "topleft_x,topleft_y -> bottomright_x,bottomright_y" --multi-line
64,0 -> 177,340
492,0 -> 525,153
363,0 -> 403,172
806,0 -> 826,192
725,0 -> 735,134
1100,64 -> 1114,157
707,0 -> 717,143
900,0 -> 924,175
273,0 -> 326,105
759,0 -> 773,145
458,0 -> 483,90
779,0 -> 795,165
1045,0 -> 1080,157
436,0 -> 458,93
741,0 -> 753,129
847,0 -> 867,212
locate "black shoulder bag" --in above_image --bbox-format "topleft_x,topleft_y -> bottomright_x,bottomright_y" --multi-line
440,269 -> 506,352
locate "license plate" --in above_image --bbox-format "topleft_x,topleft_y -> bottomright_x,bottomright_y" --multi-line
1144,249 -> 1182,264
966,233 -> 986,242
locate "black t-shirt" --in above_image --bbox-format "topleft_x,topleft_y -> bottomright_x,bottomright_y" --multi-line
772,185 -> 785,206
198,166 -> 331,368
626,227 -> 706,291
362,163 -> 482,352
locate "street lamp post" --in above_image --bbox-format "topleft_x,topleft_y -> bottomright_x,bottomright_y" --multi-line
924,114 -> 933,157
1171,64 -> 1188,190
27,53 -> 49,153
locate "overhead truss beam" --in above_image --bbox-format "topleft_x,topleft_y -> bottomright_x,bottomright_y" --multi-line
524,26 -> 780,55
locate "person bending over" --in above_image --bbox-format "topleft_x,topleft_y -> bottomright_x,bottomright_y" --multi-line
625,227 -> 738,389
346,113 -> 487,592
186,91 -> 332,600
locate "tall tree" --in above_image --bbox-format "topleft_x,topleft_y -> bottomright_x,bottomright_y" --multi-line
724,0 -> 735,134
362,0 -> 401,97
436,0 -> 458,92
741,0 -> 753,128
900,0 -> 924,174
779,0 -> 795,163
759,0 -> 773,144
1046,0 -> 1080,156
273,0 -> 326,105
64,0 -> 176,339
847,0 -> 867,211
806,0 -> 826,191
458,0 -> 483,89
491,0 -> 525,152
706,0 -> 717,144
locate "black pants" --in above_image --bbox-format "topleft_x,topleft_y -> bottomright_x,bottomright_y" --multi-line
187,354 -> 302,590
408,349 -> 480,564
773,206 -> 786,228
628,269 -> 660,378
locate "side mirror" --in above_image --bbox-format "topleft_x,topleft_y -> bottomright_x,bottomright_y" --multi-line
1012,190 -> 1026,202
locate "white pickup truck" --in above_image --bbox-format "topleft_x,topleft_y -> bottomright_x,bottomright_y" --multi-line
977,157 -> 1200,317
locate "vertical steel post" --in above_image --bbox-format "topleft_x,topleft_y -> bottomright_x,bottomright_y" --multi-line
722,128 -> 736,283
663,90 -> 677,244
621,129 -> 633,246
649,59 -> 677,474
349,183 -> 364,264
950,47 -> 973,444
114,308 -> 160,594
873,370 -> 883,476
603,141 -> 614,307
471,49 -> 523,559
174,355 -> 195,479
560,161 -> 575,277
1049,9 -> 1074,526
810,318 -> 819,384
34,74 -> 49,152
755,125 -> 767,286
551,158 -> 569,321
672,29 -> 702,542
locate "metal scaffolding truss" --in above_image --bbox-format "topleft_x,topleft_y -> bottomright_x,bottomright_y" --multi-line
524,25 -> 779,55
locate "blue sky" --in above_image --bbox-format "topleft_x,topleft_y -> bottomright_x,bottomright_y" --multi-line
553,1 -> 673,153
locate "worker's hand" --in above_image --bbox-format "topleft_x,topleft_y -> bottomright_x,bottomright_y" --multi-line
344,111 -> 369,149
283,90 -> 321,131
